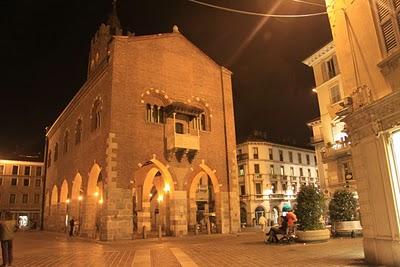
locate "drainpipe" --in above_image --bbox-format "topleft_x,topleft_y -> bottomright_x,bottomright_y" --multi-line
41,127 -> 49,231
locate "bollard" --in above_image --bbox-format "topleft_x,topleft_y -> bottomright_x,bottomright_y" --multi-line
142,226 -> 147,239
195,224 -> 199,235
207,221 -> 211,235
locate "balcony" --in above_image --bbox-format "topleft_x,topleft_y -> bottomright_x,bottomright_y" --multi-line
281,175 -> 289,182
322,141 -> 351,162
166,131 -> 200,151
310,135 -> 324,144
253,173 -> 263,181
290,176 -> 297,182
237,153 -> 249,161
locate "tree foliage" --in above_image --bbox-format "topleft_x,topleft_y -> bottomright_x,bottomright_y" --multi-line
295,185 -> 325,231
329,190 -> 358,222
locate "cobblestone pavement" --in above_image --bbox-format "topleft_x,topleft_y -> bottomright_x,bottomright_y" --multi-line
3,231 -> 368,267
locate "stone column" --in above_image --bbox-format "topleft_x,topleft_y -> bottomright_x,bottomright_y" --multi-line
188,197 -> 197,231
169,191 -> 187,236
82,195 -> 97,238
58,203 -> 67,232
137,201 -> 151,235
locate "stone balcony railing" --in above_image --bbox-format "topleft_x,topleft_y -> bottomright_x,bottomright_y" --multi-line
310,135 -> 324,144
322,140 -> 351,162
166,128 -> 200,151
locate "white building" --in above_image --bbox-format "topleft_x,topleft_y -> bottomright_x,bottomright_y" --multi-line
237,138 -> 319,226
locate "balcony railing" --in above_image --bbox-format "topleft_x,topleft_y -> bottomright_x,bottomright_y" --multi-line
322,140 -> 351,161
166,128 -> 200,151
237,153 -> 249,161
253,173 -> 263,181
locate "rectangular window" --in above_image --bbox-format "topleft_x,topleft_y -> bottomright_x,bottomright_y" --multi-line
237,149 -> 242,155
289,152 -> 293,163
268,148 -> 273,160
325,56 -> 339,80
375,0 -> 400,53
24,166 -> 31,176
330,85 -> 341,104
34,194 -> 40,204
146,104 -> 165,124
299,168 -> 304,177
314,156 -> 317,165
0,165 -> 4,175
255,183 -> 262,195
240,185 -> 246,196
36,166 -> 42,176
290,167 -> 294,176
253,147 -> 259,159
254,164 -> 260,174
272,182 -> 277,193
279,150 -> 284,161
12,165 -> 18,175
9,194 -> 16,204
308,169 -> 312,177
298,153 -> 302,164
0,178 -> 2,186
316,169 -> 319,178
11,178 -> 17,186
280,166 -> 285,175
23,178 -> 30,186
306,155 -> 310,165
22,194 -> 28,204
282,183 -> 287,191
35,179 -> 41,187
239,165 -> 245,176
270,165 -> 274,175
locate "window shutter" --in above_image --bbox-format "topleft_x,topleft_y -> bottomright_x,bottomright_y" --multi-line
394,0 -> 400,9
333,55 -> 340,75
321,62 -> 328,82
377,0 -> 399,52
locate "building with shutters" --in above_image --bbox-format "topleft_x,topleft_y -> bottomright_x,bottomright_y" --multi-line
237,138 -> 319,227
0,155 -> 44,229
43,2 -> 240,240
321,0 -> 400,265
303,42 -> 357,198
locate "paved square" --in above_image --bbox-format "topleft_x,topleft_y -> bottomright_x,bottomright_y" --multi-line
2,231 -> 367,266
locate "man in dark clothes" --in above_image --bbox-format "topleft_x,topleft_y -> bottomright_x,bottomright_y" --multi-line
0,212 -> 18,266
69,218 -> 75,237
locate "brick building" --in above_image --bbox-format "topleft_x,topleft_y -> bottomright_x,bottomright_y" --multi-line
0,156 -> 43,229
44,3 -> 240,240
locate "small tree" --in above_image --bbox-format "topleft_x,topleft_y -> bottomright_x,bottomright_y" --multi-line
329,190 -> 358,222
295,185 -> 325,231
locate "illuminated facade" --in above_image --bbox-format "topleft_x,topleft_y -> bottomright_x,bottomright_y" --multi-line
303,42 -> 356,197
44,4 -> 239,240
237,140 -> 319,226
0,158 -> 43,229
322,0 -> 400,265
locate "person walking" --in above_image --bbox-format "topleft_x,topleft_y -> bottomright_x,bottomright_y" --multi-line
69,218 -> 75,237
258,214 -> 267,232
0,212 -> 18,267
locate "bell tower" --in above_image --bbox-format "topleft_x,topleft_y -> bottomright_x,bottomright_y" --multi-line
87,0 -> 123,78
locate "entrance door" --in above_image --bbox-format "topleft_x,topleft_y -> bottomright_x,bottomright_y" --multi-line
254,206 -> 265,225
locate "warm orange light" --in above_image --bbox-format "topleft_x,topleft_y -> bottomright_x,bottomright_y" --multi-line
78,195 -> 83,201
94,191 -> 99,197
312,88 -> 318,93
66,199 -> 70,204
164,183 -> 170,192
99,199 -> 103,204
157,195 -> 164,202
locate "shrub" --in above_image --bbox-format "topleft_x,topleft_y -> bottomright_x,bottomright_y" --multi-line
295,185 -> 325,231
329,189 -> 358,222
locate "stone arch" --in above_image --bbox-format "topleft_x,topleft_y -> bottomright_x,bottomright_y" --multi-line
186,162 -> 222,233
140,88 -> 172,107
70,173 -> 83,228
82,163 -> 103,238
186,96 -> 213,131
135,158 -> 175,234
60,180 -> 69,203
50,185 -> 58,221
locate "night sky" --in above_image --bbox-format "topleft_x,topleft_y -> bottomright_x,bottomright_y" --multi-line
0,0 -> 332,156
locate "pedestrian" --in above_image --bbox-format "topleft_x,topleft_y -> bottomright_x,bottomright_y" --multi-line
258,215 -> 267,232
0,212 -> 18,267
69,218 -> 75,237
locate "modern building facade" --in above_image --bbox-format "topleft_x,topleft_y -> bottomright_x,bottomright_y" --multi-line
0,157 -> 43,229
237,139 -> 319,226
322,0 -> 400,265
44,4 -> 240,241
303,42 -> 356,197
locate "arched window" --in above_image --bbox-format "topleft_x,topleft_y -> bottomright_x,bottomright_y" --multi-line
54,143 -> 59,162
75,119 -> 82,145
200,113 -> 207,131
47,150 -> 52,168
146,104 -> 164,124
175,122 -> 184,134
64,131 -> 69,153
91,99 -> 102,131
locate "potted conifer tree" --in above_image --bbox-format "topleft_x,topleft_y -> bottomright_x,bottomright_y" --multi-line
329,189 -> 361,237
295,185 -> 330,242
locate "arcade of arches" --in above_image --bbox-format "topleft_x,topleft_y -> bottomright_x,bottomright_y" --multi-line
44,160 -> 239,239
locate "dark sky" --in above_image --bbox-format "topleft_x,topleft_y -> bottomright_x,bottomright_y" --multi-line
0,0 -> 331,155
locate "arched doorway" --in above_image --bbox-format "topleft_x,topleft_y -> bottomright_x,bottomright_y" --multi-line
240,201 -> 247,227
71,173 -> 83,233
254,206 -> 265,226
59,180 -> 69,231
49,185 -> 58,230
84,163 -> 102,238
187,163 -> 221,234
135,159 -> 174,236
